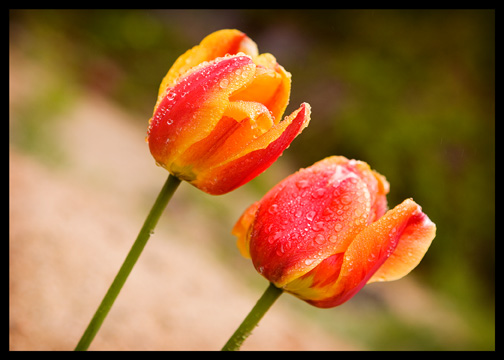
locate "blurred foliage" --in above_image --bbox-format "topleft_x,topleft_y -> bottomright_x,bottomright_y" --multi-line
9,9 -> 494,350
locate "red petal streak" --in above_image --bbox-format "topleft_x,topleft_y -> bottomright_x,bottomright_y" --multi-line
179,101 -> 275,171
148,55 -> 255,170
192,103 -> 310,195
156,30 -> 257,105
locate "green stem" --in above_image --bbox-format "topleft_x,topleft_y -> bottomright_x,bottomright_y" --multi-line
75,174 -> 181,351
221,282 -> 283,351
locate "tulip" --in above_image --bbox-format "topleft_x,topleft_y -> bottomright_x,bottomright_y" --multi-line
233,156 -> 436,308
147,29 -> 311,195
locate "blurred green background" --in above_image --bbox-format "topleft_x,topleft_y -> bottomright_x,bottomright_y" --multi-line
9,9 -> 494,350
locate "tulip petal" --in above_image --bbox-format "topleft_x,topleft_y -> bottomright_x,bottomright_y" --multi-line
179,101 -> 275,170
156,29 -> 258,108
248,153 -> 377,287
317,156 -> 389,222
232,201 -> 260,259
367,203 -> 436,283
148,54 -> 256,179
230,53 -> 291,121
297,198 -> 434,308
191,103 -> 311,195
229,102 -> 310,160
282,253 -> 345,302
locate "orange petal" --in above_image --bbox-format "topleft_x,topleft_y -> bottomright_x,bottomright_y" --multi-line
191,103 -> 310,195
230,53 -> 291,121
179,101 -> 275,170
155,29 -> 258,109
301,198 -> 434,308
224,100 -> 275,135
229,102 -> 310,159
232,201 -> 260,259
367,202 -> 436,283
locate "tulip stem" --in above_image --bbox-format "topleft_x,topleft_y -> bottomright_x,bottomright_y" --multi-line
74,174 -> 181,351
221,282 -> 283,351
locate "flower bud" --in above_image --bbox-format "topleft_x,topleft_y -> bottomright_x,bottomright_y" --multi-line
233,156 -> 436,308
147,29 -> 310,195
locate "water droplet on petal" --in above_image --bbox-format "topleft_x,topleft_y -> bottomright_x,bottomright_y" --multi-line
341,195 -> 352,205
268,204 -> 279,214
312,222 -> 325,232
314,234 -> 326,244
312,187 -> 326,198
296,179 -> 310,190
329,234 -> 339,243
305,258 -> 315,266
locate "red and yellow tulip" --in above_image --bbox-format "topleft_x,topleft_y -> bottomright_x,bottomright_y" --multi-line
233,156 -> 436,308
147,29 -> 310,195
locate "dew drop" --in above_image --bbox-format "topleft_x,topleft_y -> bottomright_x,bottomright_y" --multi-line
219,78 -> 229,89
341,195 -> 352,205
312,222 -> 325,232
305,258 -> 315,266
268,204 -> 279,214
284,240 -> 292,251
312,188 -> 326,198
276,246 -> 284,257
314,234 -> 326,244
269,229 -> 284,244
329,234 -> 339,243
296,179 -> 310,190
354,208 -> 364,217
306,211 -> 316,222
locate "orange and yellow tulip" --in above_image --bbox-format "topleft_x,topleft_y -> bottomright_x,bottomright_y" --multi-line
147,29 -> 311,195
233,156 -> 436,308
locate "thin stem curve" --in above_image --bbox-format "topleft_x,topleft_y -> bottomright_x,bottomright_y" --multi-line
221,282 -> 283,351
75,174 -> 181,351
